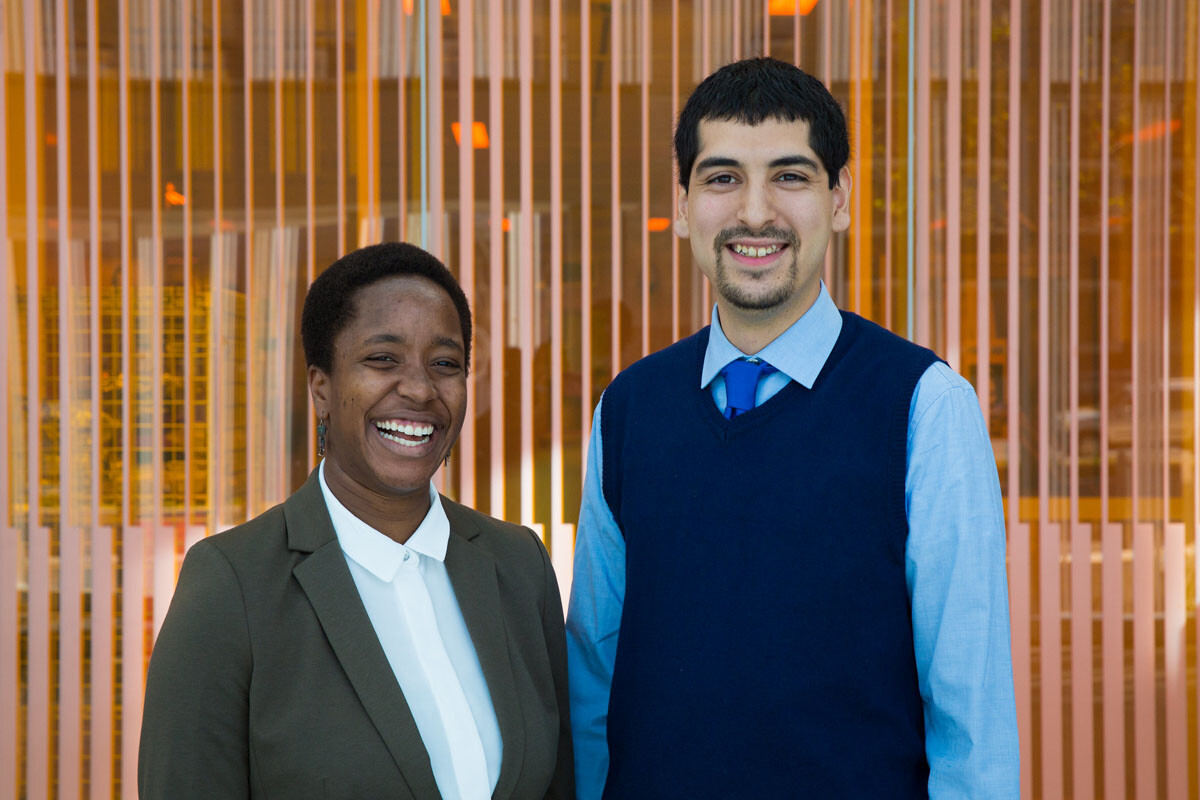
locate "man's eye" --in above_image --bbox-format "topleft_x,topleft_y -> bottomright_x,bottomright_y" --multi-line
706,174 -> 736,185
778,172 -> 809,183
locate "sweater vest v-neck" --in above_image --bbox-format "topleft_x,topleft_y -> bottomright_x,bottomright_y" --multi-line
599,311 -> 939,799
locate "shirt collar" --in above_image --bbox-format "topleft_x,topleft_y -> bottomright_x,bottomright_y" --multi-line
318,460 -> 450,582
700,281 -> 843,390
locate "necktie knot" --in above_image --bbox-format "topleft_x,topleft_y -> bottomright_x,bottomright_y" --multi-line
721,358 -> 775,418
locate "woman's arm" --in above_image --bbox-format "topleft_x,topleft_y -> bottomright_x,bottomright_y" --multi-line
139,539 -> 254,799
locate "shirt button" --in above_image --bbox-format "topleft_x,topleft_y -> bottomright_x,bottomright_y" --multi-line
402,551 -> 411,562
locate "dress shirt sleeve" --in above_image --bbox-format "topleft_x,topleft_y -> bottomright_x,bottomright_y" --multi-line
905,362 -> 1020,799
139,539 -> 253,799
565,398 -> 626,800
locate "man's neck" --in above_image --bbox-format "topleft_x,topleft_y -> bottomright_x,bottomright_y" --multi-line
715,292 -> 818,355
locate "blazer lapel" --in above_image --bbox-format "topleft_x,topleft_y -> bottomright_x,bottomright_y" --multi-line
442,501 -> 525,800
285,471 -> 441,800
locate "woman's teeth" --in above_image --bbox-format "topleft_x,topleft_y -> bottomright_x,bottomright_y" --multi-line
731,243 -> 782,257
375,420 -> 434,447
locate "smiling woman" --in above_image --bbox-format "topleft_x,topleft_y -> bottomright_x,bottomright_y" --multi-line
137,243 -> 573,800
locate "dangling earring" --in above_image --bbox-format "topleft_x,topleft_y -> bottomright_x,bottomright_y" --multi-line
317,417 -> 328,457
443,453 -> 451,467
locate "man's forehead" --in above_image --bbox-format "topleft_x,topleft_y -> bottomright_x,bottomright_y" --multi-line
694,117 -> 819,161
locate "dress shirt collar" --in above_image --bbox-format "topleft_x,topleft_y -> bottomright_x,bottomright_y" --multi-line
700,281 -> 843,390
318,460 -> 450,582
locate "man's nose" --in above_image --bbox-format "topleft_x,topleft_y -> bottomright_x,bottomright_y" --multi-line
737,183 -> 775,230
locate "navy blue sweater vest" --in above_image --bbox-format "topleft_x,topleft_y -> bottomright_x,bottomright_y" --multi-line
600,312 -> 938,799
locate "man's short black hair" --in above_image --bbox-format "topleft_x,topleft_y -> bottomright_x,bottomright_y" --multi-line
301,241 -> 472,374
674,57 -> 849,190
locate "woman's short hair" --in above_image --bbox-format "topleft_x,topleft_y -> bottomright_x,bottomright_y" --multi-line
301,242 -> 472,374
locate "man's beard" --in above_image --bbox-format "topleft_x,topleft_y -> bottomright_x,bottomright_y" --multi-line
712,226 -> 801,311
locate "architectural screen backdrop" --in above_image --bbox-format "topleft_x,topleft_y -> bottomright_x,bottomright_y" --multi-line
2,0 -> 1200,797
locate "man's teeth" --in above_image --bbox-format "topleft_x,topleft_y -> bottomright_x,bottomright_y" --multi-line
731,243 -> 782,257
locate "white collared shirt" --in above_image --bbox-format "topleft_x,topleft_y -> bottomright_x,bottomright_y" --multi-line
319,461 -> 502,800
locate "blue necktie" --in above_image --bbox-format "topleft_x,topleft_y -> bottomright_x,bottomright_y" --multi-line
721,358 -> 775,419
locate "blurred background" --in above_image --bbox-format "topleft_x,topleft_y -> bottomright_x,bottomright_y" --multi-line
1,0 -> 1198,797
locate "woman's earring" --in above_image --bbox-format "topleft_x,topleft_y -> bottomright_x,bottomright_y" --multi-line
317,417 -> 328,457
443,453 -> 451,468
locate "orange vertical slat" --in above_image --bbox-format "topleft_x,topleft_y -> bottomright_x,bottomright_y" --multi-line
610,0 -> 622,376
306,0 -> 316,473
457,0 -> 476,506
519,0 -> 534,525
913,0 -> 929,347
117,0 -> 135,787
820,1 -> 831,296
581,0 -> 593,452
884,0 -> 892,331
1129,4 -> 1154,796
336,0 -> 346,254
1035,0 -> 1063,795
488,0 -> 505,517
274,0 -> 287,501
244,0 -> 259,517
120,524 -> 144,799
23,0 -> 48,794
396,0 -> 407,242
1194,18 -> 1200,797
1164,521 -> 1187,800
945,0 -> 961,369
640,0 -> 650,357
670,0 -> 679,341
210,0 -> 224,533
0,5 -> 12,791
550,0 -> 564,531
366,0 -> 377,237
1066,2 -> 1093,795
975,0 -> 990,426
55,0 -> 82,789
429,0 -> 444,257
85,0 -> 112,793
701,0 -> 711,314
1132,520 -> 1155,799
1004,2 -> 1029,796
183,0 -> 195,527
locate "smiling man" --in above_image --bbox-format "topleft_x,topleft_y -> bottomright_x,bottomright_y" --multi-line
566,58 -> 1018,799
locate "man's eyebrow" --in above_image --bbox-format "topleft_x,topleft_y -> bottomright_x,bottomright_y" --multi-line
769,155 -> 822,171
694,156 -> 741,172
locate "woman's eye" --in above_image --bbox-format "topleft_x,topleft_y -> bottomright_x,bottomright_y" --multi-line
432,359 -> 462,371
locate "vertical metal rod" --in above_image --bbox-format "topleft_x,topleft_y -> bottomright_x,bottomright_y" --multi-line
640,0 -> 650,357
336,0 -> 345,253
0,6 -> 13,794
701,0 -> 710,313
397,0 -> 407,242
1035,3 -> 1062,795
946,0 -> 961,368
1192,3 -> 1200,782
1129,4 -> 1155,796
733,0 -> 741,60
581,0 -> 593,455
550,0 -> 564,529
611,0 -> 622,377
905,0 -> 914,339
55,0 -> 81,791
429,0 -> 444,257
85,0 -> 112,793
488,0 -> 504,516
975,0 -> 990,426
1004,1 -> 1029,796
1066,1 -> 1092,796
518,0 -> 534,524
670,0 -> 679,342
24,0 -> 48,793
884,0 -> 893,331
913,0 -> 929,346
274,0 -> 286,501
183,0 -> 195,537
244,0 -> 257,517
1098,1 -> 1121,793
821,0 -> 832,296
151,0 -> 171,647
457,0 -> 476,506
306,0 -> 316,472
211,0 -> 225,535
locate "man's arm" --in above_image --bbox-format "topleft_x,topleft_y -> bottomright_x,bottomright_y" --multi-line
905,362 -> 1020,799
565,399 -> 626,800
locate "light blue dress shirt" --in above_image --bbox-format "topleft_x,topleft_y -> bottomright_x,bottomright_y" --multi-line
565,284 -> 1019,800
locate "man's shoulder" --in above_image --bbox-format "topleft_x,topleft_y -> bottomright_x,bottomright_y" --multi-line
609,327 -> 710,389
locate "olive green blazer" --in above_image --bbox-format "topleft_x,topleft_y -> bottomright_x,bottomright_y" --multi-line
139,469 -> 573,799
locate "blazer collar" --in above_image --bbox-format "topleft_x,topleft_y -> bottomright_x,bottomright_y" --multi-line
284,470 -> 525,799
